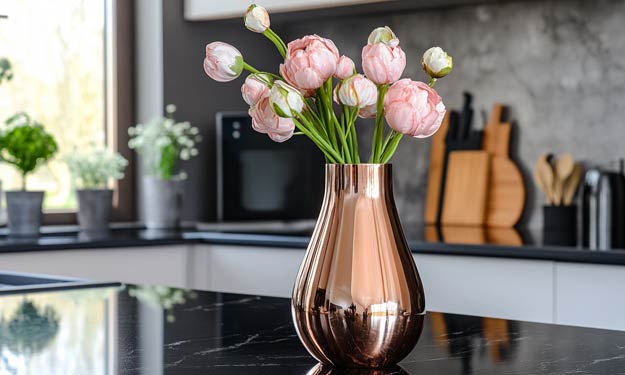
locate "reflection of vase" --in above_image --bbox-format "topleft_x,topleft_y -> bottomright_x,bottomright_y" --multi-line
292,164 -> 425,368
142,176 -> 182,229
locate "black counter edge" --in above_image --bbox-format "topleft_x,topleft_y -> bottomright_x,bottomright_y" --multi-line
0,231 -> 624,266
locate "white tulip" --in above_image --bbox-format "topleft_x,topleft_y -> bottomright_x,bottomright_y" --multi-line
244,4 -> 270,33
422,47 -> 453,79
367,26 -> 398,46
269,80 -> 304,118
337,74 -> 377,109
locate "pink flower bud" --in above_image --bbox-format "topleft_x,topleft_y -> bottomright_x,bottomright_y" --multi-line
358,103 -> 377,118
361,27 -> 405,85
203,42 -> 244,82
279,35 -> 340,90
336,74 -> 377,108
334,55 -> 355,80
384,79 -> 445,138
241,73 -> 272,106
249,95 -> 295,142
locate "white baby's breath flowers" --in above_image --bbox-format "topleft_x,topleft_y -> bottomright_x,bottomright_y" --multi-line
421,47 -> 453,79
128,104 -> 202,179
65,149 -> 128,189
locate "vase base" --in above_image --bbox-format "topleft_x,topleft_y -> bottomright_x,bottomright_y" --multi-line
293,307 -> 424,369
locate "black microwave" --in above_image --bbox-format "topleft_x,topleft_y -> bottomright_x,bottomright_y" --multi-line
216,112 -> 325,222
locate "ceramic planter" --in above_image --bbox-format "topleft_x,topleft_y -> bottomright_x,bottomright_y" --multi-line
77,189 -> 113,233
5,191 -> 44,237
142,176 -> 182,229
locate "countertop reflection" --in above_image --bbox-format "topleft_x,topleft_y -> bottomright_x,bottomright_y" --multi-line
1,285 -> 624,374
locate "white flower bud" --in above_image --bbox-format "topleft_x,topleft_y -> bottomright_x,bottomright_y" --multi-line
367,26 -> 398,47
244,4 -> 270,33
422,47 -> 453,79
269,80 -> 304,118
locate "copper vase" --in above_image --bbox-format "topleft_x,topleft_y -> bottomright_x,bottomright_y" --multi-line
292,164 -> 425,368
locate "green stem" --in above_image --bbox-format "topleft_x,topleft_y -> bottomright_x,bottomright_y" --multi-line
350,107 -> 361,163
428,77 -> 437,87
317,85 -> 338,150
370,84 -> 389,163
380,133 -> 404,163
262,29 -> 286,58
296,115 -> 343,163
243,62 -> 260,74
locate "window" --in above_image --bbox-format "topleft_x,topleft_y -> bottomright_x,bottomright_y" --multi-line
0,0 -> 134,221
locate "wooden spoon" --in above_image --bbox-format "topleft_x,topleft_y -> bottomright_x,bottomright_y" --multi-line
563,163 -> 583,206
553,153 -> 574,205
535,154 -> 554,204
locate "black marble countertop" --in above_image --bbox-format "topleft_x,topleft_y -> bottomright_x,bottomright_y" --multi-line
0,224 -> 624,265
1,284 -> 624,374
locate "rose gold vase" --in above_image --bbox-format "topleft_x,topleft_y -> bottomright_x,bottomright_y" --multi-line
292,164 -> 425,368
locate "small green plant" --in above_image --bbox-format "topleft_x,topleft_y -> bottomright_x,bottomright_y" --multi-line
0,58 -> 13,85
0,112 -> 58,190
128,104 -> 201,180
65,148 -> 128,189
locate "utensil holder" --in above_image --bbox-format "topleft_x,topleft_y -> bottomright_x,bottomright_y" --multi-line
542,205 -> 577,246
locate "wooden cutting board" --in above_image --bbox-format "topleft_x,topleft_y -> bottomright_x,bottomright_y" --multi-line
441,150 -> 490,226
483,104 -> 525,228
425,113 -> 450,224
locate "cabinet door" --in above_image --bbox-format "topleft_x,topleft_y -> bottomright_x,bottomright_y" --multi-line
556,262 -> 625,331
203,245 -> 305,298
184,0 -> 385,20
414,253 -> 555,323
0,246 -> 192,288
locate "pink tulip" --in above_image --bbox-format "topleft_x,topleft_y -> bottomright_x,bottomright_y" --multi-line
336,74 -> 377,108
361,29 -> 406,85
358,103 -> 377,118
249,95 -> 295,142
384,79 -> 445,138
241,74 -> 271,106
204,42 -> 244,82
334,55 -> 355,80
279,35 -> 340,90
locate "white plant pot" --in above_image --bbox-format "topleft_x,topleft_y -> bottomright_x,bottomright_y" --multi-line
142,176 -> 182,229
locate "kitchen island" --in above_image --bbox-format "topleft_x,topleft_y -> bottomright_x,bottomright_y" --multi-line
1,284 -> 624,374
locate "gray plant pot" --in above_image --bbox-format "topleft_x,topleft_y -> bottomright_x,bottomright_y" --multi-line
6,191 -> 44,237
142,176 -> 182,229
77,189 -> 113,233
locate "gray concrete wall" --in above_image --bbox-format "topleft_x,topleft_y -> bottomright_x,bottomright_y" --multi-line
161,0 -> 625,229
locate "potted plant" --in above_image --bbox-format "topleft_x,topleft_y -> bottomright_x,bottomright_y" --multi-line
128,104 -> 201,229
65,149 -> 128,233
0,112 -> 58,236
0,58 -> 13,225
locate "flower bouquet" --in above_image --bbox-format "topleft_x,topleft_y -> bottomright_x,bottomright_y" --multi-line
202,4 -> 452,164
202,4 -> 455,368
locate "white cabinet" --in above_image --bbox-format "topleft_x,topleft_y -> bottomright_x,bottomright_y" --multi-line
200,245 -> 305,297
184,0 -> 388,21
555,262 -> 625,331
0,246 -> 193,288
2,243 -> 625,331
415,254 -> 555,323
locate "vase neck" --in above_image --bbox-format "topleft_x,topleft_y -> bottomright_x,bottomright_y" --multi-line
325,164 -> 393,199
